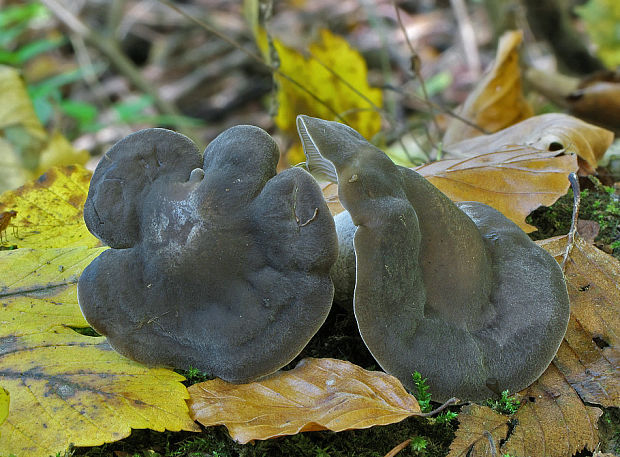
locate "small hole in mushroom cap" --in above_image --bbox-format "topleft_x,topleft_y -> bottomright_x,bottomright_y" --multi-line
548,142 -> 564,152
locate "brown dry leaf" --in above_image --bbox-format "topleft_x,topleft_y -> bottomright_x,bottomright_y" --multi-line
503,364 -> 602,457
450,235 -> 617,457
443,30 -> 533,146
538,236 -> 620,406
447,404 -> 509,457
323,114 -> 611,231
416,145 -> 577,232
568,76 -> 620,132
449,368 -> 602,457
187,357 -> 421,444
446,113 -> 613,172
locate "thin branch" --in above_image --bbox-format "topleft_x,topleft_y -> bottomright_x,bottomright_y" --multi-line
393,2 -> 441,145
450,0 -> 481,78
41,0 -> 196,137
419,397 -> 458,417
562,172 -> 580,270
156,0 -> 347,124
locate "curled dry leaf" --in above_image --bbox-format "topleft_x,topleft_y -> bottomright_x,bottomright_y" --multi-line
446,113 -> 613,173
321,113 -> 611,231
0,165 -> 100,249
442,30 -> 533,146
187,358 -> 421,444
449,235 -> 618,457
0,387 -> 8,429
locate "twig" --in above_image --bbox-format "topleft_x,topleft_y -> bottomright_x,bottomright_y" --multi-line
419,397 -> 458,417
562,172 -> 580,270
393,2 -> 441,148
383,439 -> 411,457
483,430 -> 497,457
40,0 -> 196,138
449,0 -> 481,79
156,0 -> 347,124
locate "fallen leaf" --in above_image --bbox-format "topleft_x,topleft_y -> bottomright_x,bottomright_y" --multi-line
445,113 -> 613,173
188,357 -> 421,444
447,404 -> 509,457
0,246 -> 199,457
0,165 -> 100,249
37,131 -> 89,176
416,145 -> 577,232
0,387 -> 8,429
0,65 -> 88,193
442,30 -> 533,146
449,235 -> 617,457
272,29 -> 382,164
568,75 -> 620,132
503,364 -> 602,457
538,236 -> 620,406
321,181 -> 344,216
0,65 -> 46,143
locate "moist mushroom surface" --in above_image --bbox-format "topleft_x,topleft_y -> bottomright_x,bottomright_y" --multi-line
297,115 -> 570,402
78,126 -> 338,382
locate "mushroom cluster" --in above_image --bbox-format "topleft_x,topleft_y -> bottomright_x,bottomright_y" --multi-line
78,126 -> 338,383
296,115 -> 570,402
78,119 -> 570,401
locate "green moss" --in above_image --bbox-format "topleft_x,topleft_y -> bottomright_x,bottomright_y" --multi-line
527,177 -> 620,259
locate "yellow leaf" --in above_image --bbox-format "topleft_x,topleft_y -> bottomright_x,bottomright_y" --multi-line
37,131 -> 90,176
188,358 -> 421,444
0,165 -> 100,249
0,65 -> 46,141
273,30 -> 382,163
0,65 -> 88,193
443,30 -> 533,146
0,246 -> 199,457
0,387 -> 8,430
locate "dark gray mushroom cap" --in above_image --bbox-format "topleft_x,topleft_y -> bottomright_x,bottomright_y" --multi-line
78,126 -> 338,382
297,115 -> 570,402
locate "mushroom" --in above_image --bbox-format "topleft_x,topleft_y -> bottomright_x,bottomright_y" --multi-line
78,126 -> 338,382
297,115 -> 570,402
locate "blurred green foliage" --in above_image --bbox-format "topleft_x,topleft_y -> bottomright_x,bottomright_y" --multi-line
576,0 -> 620,67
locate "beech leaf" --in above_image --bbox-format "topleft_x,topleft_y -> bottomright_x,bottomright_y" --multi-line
449,235 -> 617,457
442,30 -> 533,145
538,236 -> 620,406
446,113 -> 614,174
187,357 -> 421,444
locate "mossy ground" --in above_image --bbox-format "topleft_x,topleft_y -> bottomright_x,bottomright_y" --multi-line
527,176 -> 620,259
67,307 -> 459,457
67,179 -> 620,457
